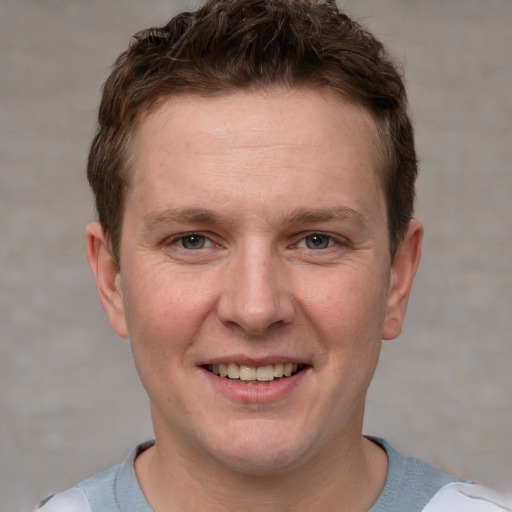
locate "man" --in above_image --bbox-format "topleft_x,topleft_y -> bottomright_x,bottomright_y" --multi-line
38,1 -> 510,511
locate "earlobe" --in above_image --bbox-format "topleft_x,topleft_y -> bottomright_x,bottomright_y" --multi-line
85,221 -> 129,338
382,219 -> 423,340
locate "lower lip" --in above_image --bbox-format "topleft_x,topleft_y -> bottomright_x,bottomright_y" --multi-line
199,367 -> 310,403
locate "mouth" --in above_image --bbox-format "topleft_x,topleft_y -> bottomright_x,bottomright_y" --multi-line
203,363 -> 306,384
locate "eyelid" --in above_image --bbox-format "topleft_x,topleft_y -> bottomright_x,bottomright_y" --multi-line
163,230 -> 350,251
166,232 -> 217,249
292,231 -> 348,249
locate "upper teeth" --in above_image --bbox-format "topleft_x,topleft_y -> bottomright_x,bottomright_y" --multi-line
209,363 -> 300,381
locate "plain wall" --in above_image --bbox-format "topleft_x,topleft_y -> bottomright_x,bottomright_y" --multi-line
1,1 -> 511,510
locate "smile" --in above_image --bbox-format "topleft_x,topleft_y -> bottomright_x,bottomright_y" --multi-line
204,363 -> 305,383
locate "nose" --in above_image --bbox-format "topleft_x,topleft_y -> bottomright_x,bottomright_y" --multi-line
217,244 -> 295,335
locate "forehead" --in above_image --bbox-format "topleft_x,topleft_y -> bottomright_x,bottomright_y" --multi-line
126,88 -> 386,223
131,88 -> 384,174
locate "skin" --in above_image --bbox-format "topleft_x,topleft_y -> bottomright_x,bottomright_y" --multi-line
86,88 -> 422,511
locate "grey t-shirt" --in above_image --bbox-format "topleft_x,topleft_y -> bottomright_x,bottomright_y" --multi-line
39,438 -> 507,512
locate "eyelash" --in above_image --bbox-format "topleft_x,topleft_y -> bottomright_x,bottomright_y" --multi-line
295,233 -> 337,250
169,233 -> 215,250
167,232 -> 345,252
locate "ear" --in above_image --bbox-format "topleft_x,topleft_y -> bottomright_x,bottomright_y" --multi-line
85,221 -> 128,338
382,219 -> 423,340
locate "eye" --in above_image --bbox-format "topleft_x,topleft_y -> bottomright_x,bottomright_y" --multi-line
303,234 -> 333,249
178,234 -> 208,249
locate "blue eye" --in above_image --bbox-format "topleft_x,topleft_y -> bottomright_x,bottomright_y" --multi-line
180,234 -> 206,249
305,234 -> 331,249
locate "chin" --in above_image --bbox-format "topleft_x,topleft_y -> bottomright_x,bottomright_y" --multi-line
215,447 -> 305,475
204,420 -> 316,475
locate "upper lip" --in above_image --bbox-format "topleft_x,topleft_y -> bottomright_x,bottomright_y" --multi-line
198,355 -> 311,367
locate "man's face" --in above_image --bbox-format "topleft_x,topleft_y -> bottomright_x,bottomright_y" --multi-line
89,88 -> 419,473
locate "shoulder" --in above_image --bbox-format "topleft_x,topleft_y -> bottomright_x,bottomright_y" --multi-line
36,488 -> 91,512
36,464 -> 120,512
369,437 -> 512,512
36,441 -> 154,512
369,437 -> 463,512
423,482 -> 512,512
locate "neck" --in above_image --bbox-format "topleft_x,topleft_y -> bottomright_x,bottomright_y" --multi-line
135,432 -> 388,512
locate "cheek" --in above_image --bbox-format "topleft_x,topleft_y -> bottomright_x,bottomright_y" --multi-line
299,265 -> 389,339
121,267 -> 217,358
296,266 -> 389,395
123,278 -> 211,407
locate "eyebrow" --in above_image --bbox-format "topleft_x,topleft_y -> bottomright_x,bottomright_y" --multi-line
143,205 -> 368,231
281,206 -> 368,226
143,207 -> 230,230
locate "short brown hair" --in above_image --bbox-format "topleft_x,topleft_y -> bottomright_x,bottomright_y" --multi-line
88,0 -> 417,265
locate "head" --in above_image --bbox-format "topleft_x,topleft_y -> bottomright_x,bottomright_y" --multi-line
87,0 -> 417,267
85,0 -> 423,480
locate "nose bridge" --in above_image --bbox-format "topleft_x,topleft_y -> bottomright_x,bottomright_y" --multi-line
218,240 -> 294,334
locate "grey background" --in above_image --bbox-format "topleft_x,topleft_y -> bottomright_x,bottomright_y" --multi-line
1,0 -> 511,510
